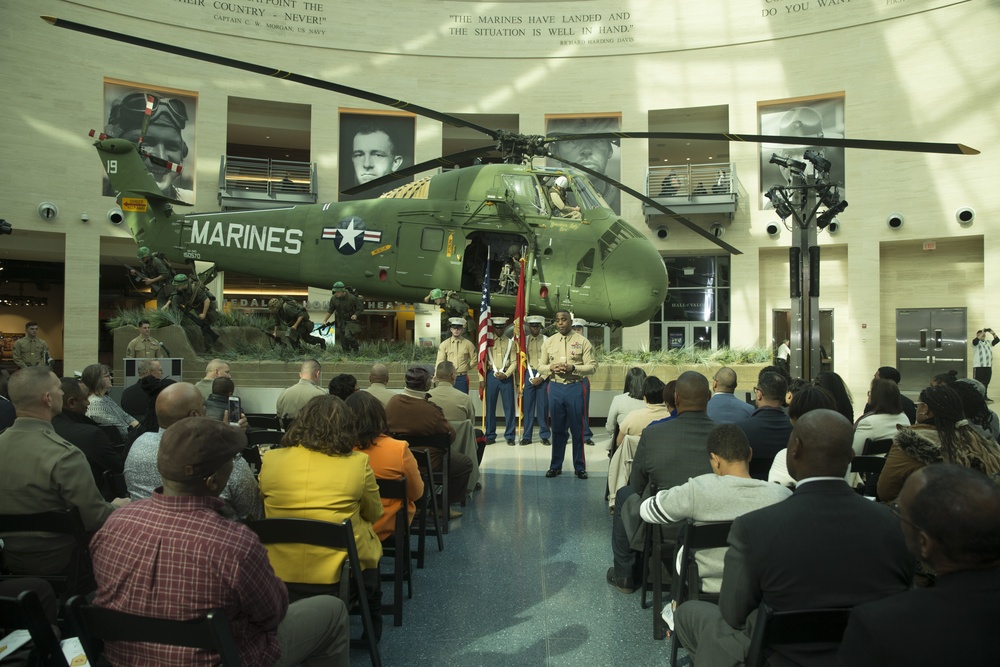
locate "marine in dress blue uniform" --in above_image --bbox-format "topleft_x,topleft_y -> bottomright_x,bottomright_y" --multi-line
572,319 -> 596,446
521,316 -> 551,446
485,317 -> 518,445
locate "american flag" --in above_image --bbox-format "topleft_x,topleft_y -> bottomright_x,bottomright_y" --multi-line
477,248 -> 493,400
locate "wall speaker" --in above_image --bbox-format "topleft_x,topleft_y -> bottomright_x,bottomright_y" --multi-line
887,213 -> 904,229
956,207 -> 975,225
827,219 -> 840,234
108,208 -> 124,224
766,222 -> 781,237
709,222 -> 725,238
655,225 -> 669,240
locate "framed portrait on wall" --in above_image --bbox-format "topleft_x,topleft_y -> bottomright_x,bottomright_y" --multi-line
545,114 -> 622,214
759,94 -> 845,209
103,80 -> 198,205
338,111 -> 416,201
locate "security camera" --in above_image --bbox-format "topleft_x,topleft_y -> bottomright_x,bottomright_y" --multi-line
655,226 -> 669,240
887,213 -> 904,229
766,222 -> 781,238
709,222 -> 725,238
956,207 -> 975,225
108,208 -> 124,225
37,202 -> 58,220
80,213 -> 90,223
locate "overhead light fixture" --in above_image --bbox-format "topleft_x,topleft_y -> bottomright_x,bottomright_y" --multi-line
765,187 -> 794,221
769,153 -> 806,173
817,200 -> 848,229
802,149 -> 831,174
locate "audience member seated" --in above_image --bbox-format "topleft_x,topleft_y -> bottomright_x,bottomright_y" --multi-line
674,410 -> 914,667
0,367 -> 115,585
930,369 -> 958,386
363,363 -> 398,407
852,378 -> 909,455
859,366 -> 916,424
125,382 -> 263,520
0,369 -> 15,432
259,395 -> 384,637
838,464 -> 1000,666
204,377 -> 235,422
386,367 -> 473,515
736,371 -> 793,480
813,370 -> 854,424
605,367 -> 647,448
607,371 -> 715,594
194,358 -> 231,400
120,359 -> 163,421
427,361 -> 476,423
346,391 -> 425,540
52,377 -> 125,500
767,385 -> 837,487
328,373 -> 359,400
640,424 -> 791,594
275,359 -> 325,428
614,376 -> 670,450
121,378 -> 175,452
706,367 -> 754,424
82,364 -> 137,441
879,384 -> 1000,503
952,378 -> 1000,442
90,417 -> 349,667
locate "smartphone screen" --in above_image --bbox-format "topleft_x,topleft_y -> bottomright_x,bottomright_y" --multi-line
228,396 -> 242,425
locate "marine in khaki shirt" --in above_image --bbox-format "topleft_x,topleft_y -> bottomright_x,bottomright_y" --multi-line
125,320 -> 166,358
11,322 -> 50,369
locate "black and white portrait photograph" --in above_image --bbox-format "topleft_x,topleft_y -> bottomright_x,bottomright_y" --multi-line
546,114 -> 622,214
759,95 -> 845,209
103,80 -> 198,204
339,112 -> 415,201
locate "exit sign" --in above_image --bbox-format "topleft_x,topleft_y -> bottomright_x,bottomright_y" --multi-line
923,241 -> 936,251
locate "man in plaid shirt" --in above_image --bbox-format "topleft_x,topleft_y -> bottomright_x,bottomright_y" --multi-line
90,417 -> 349,667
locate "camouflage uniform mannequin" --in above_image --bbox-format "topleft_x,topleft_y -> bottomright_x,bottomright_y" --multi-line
168,274 -> 220,349
269,297 -> 326,351
424,288 -> 472,338
131,247 -> 173,307
322,282 -> 363,352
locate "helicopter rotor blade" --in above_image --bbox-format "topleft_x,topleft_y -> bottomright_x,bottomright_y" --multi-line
340,144 -> 498,196
545,131 -> 978,156
547,153 -> 743,255
43,16 -> 501,139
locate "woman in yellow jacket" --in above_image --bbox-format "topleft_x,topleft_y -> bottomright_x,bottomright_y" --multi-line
259,394 -> 384,634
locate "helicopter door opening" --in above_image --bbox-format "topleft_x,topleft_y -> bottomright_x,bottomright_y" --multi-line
461,232 -> 527,294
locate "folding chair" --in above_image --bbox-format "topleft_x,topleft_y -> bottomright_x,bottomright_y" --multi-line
66,595 -> 242,666
244,517 -> 381,667
409,448 -> 443,568
861,437 -> 894,456
851,455 -> 887,498
375,476 -> 413,627
245,413 -> 282,431
0,508 -> 90,598
666,520 -> 733,664
247,429 -> 285,449
0,589 -> 67,667
745,601 -> 852,667
103,470 -> 129,499
403,433 -> 452,534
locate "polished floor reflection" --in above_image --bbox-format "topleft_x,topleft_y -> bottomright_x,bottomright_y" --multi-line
350,429 -> 684,666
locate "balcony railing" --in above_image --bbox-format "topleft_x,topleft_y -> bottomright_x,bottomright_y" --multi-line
219,156 -> 317,210
644,162 -> 742,216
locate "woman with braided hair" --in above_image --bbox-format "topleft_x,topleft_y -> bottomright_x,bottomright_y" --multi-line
878,384 -> 1000,503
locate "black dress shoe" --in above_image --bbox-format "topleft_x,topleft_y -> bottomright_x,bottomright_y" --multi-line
585,439 -> 595,447
541,438 -> 551,447
576,470 -> 589,480
545,469 -> 560,478
506,439 -> 515,446
520,439 -> 531,446
486,437 -> 496,445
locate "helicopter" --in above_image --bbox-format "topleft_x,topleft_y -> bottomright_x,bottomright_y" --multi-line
44,16 -> 979,328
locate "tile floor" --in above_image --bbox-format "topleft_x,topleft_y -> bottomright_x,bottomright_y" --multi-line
349,426 -> 688,666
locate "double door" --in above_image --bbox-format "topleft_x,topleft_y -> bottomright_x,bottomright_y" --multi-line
896,308 -> 967,393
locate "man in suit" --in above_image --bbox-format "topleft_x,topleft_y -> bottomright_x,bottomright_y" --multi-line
121,358 -> 164,421
736,371 -> 793,480
607,371 -> 715,593
838,464 -> 1000,666
675,409 -> 914,667
706,367 -> 754,424
52,378 -> 124,501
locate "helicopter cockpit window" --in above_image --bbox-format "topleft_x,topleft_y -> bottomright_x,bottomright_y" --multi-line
598,220 -> 643,262
421,227 -> 444,252
500,174 -> 546,215
566,175 -> 605,211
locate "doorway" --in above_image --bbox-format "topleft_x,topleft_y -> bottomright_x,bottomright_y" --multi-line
772,309 -> 835,375
661,322 -> 714,351
895,308 -> 967,393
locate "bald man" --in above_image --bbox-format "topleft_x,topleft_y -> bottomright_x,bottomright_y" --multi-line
276,358 -> 325,426
363,363 -> 397,407
706,367 -> 754,424
124,382 -> 262,520
195,359 -> 231,400
839,465 -> 1000,666
675,409 -> 914,667
0,366 -> 116,581
608,371 -> 715,594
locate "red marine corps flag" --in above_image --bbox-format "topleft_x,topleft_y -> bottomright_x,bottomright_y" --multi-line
514,253 -> 527,435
